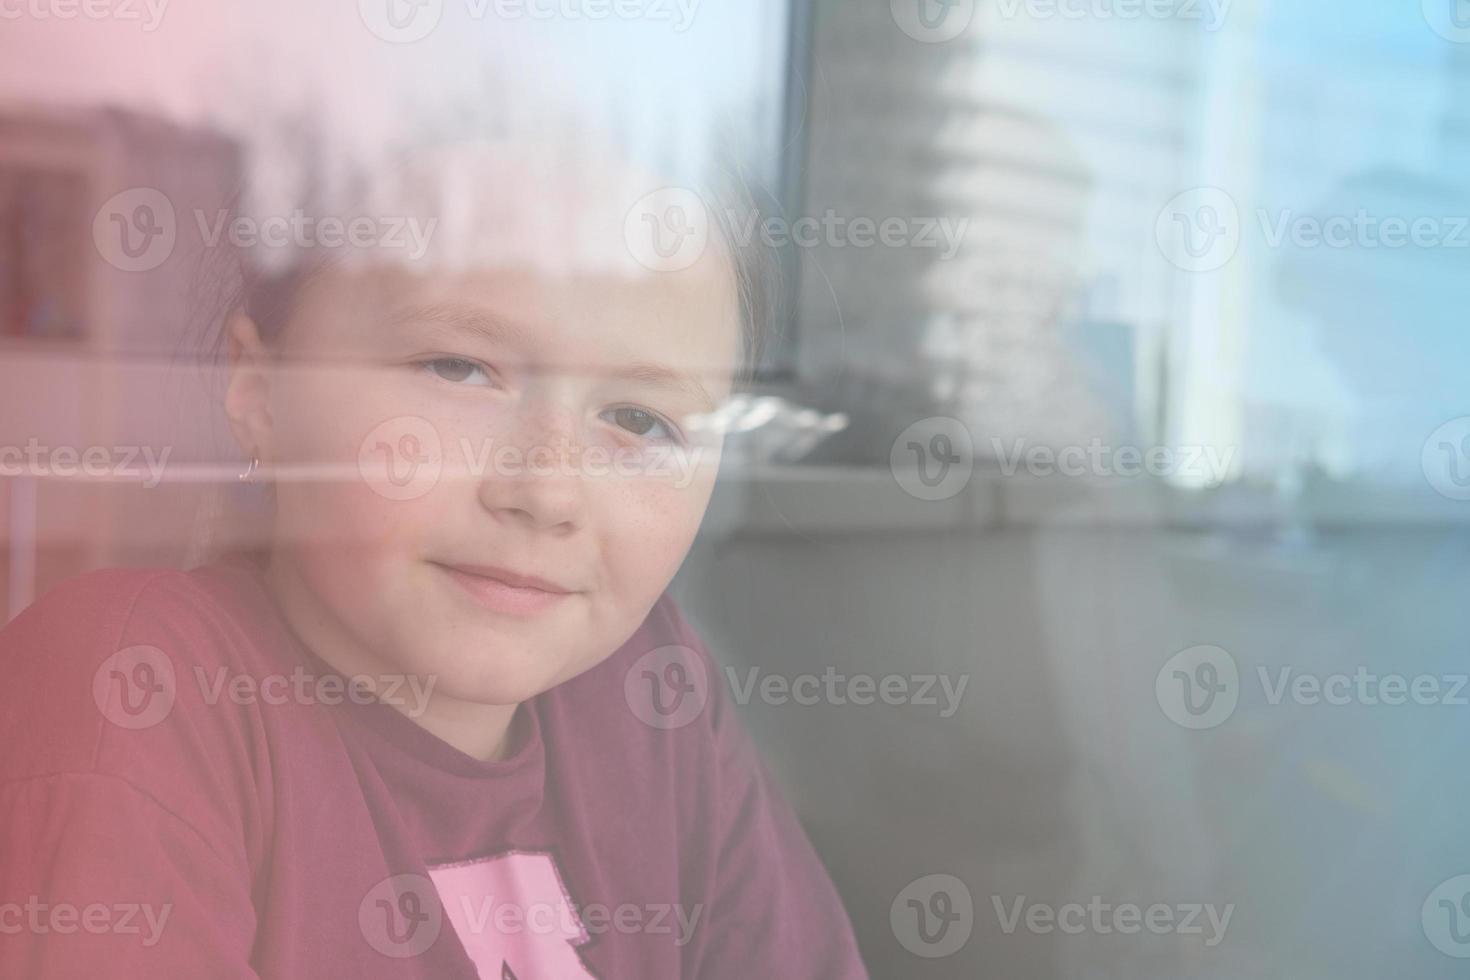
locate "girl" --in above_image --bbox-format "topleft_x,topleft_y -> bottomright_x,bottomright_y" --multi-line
0,137 -> 867,978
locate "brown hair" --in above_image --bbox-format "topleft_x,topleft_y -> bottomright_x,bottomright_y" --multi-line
193,153 -> 780,390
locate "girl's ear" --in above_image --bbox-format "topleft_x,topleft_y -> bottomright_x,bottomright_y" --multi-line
224,312 -> 275,464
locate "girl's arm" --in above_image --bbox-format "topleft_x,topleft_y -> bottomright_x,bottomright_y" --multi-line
0,772 -> 262,978
0,570 -> 263,978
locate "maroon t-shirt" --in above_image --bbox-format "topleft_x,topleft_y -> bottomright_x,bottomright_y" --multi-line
0,559 -> 866,978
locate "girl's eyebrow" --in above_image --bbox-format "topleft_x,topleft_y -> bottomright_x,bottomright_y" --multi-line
381,303 -> 534,349
615,363 -> 719,414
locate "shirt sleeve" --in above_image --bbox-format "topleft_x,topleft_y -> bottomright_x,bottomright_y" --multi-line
0,773 -> 262,978
0,569 -> 265,979
666,606 -> 869,979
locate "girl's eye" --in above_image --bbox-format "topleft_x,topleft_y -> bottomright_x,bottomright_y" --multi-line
421,357 -> 494,387
602,406 -> 679,443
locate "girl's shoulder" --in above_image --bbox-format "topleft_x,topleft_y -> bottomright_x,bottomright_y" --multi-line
1,561 -> 271,679
0,561 -> 279,786
0,563 -> 272,898
11,563 -> 210,624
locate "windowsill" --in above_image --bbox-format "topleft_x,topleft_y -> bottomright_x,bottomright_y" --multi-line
705,463 -> 1470,536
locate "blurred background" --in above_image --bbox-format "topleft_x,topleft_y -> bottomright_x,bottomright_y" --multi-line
4,0 -> 1470,976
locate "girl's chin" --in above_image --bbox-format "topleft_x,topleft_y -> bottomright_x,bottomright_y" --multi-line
422,654 -> 579,707
430,681 -> 555,711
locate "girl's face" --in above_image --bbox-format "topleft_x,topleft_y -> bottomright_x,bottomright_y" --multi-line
238,249 -> 741,706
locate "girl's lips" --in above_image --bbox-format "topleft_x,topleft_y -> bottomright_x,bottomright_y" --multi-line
432,562 -> 576,617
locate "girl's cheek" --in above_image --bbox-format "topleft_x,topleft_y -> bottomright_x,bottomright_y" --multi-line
603,472 -> 714,573
272,405 -> 429,545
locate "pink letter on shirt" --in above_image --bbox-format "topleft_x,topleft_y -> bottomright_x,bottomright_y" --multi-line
429,851 -> 597,979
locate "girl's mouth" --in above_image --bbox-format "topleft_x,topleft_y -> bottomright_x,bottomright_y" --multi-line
430,561 -> 577,617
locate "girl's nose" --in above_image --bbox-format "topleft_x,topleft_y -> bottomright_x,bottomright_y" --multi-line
474,394 -> 586,534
